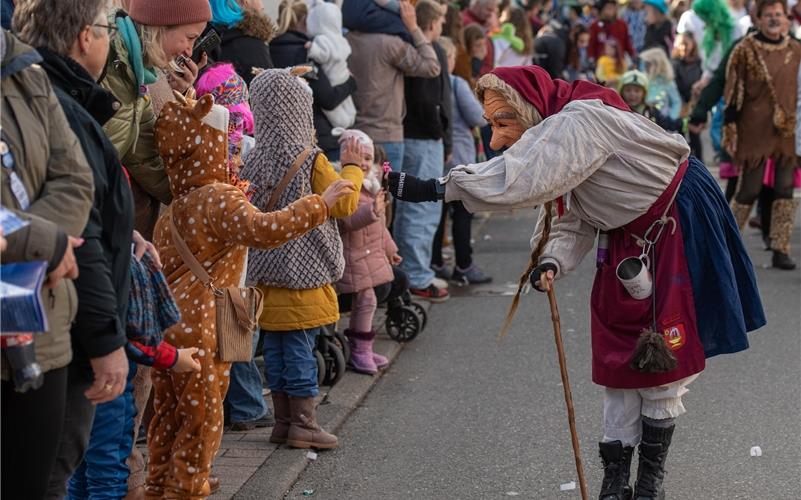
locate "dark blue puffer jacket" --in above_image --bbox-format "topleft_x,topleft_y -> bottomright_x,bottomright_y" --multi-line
341,0 -> 412,44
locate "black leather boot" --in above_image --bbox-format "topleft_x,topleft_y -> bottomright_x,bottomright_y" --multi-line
633,420 -> 675,500
599,441 -> 634,500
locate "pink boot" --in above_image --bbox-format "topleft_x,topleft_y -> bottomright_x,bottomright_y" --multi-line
368,331 -> 389,368
344,330 -> 378,374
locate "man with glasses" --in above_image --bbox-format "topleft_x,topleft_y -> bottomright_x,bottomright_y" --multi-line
12,0 -> 135,497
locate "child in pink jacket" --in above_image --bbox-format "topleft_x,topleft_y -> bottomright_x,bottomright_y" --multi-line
336,130 -> 401,374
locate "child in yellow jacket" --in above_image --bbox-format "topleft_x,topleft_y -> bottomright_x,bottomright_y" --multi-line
240,69 -> 365,450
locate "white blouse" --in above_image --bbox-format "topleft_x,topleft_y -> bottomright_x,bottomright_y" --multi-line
442,100 -> 690,277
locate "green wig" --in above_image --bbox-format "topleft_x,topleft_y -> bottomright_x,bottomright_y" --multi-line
692,0 -> 735,57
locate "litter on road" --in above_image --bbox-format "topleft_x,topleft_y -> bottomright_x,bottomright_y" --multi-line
750,446 -> 763,457
560,481 -> 577,491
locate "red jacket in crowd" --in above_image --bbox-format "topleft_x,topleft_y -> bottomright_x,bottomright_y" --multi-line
588,18 -> 636,60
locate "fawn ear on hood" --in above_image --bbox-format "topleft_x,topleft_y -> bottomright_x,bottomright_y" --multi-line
192,94 -> 215,121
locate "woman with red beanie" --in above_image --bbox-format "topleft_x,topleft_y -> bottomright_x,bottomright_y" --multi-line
385,65 -> 765,499
102,0 -> 212,241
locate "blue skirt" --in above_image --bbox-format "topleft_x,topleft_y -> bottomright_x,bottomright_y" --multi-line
676,157 -> 766,357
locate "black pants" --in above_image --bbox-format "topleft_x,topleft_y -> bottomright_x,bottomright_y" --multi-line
45,363 -> 96,499
431,201 -> 474,270
735,160 -> 796,203
2,366 -> 68,500
688,132 -> 704,161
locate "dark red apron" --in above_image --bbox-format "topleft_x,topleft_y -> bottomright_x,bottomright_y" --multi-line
590,161 -> 705,389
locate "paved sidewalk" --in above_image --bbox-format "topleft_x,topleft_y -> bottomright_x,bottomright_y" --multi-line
208,321 -> 410,500
135,307 -> 416,499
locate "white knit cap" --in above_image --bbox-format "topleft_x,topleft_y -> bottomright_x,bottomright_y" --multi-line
335,128 -> 374,156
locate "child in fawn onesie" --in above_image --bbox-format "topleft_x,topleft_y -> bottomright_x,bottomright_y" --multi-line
146,93 -> 351,498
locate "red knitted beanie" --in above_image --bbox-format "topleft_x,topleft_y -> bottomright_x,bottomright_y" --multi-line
128,0 -> 212,26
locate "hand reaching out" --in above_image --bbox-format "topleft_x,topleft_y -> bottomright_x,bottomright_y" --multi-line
340,136 -> 367,166
321,179 -> 356,210
374,191 -> 387,217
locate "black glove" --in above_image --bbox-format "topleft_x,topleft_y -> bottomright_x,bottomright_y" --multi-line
529,262 -> 558,292
386,171 -> 440,203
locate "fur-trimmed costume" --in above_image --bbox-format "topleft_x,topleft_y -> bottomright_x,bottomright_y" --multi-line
724,31 -> 801,267
723,32 -> 801,171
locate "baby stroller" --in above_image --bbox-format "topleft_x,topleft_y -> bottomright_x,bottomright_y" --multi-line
338,267 -> 427,342
316,325 -> 347,387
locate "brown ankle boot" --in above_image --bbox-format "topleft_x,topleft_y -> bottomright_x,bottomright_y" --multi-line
730,201 -> 754,230
286,396 -> 338,450
270,392 -> 291,444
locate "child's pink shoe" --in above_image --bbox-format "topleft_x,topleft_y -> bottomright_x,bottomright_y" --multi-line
344,330 -> 378,375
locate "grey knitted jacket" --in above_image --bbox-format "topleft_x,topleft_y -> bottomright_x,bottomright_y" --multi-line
242,69 -> 345,289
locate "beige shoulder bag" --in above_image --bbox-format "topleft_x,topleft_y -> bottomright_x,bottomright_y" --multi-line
170,213 -> 263,362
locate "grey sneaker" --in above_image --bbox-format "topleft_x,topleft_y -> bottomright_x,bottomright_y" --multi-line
451,265 -> 492,286
431,264 -> 452,280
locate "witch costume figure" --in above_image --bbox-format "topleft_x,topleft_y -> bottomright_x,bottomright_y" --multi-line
386,65 -> 766,500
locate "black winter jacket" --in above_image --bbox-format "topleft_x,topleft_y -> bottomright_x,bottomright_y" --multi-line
206,9 -> 276,87
38,48 -> 132,370
403,42 -> 452,157
270,30 -> 357,154
672,58 -> 702,104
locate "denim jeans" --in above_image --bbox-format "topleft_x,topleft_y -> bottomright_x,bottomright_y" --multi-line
376,141 -> 405,172
394,138 -> 444,288
262,328 -> 320,398
68,360 -> 137,500
225,330 -> 268,423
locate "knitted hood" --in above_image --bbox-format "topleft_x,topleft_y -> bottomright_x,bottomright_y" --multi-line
240,68 -> 314,207
155,93 -> 231,198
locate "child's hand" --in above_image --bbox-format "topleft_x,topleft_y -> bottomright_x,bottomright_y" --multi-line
340,136 -> 367,166
304,41 -> 311,49
374,191 -> 387,217
390,254 -> 403,265
321,179 -> 356,210
173,347 -> 202,372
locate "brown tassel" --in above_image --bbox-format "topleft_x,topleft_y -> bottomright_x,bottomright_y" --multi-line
629,330 -> 678,373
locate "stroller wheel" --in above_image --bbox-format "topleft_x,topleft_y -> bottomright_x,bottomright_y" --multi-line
323,341 -> 346,386
314,349 -> 326,386
385,307 -> 421,342
331,329 -> 351,364
408,302 -> 428,330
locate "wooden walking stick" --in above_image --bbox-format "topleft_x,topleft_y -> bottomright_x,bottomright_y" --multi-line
541,272 -> 589,500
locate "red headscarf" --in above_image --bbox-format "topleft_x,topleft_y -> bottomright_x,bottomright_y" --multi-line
491,66 -> 630,118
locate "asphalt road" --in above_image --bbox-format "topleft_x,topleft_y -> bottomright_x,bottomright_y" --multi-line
286,208 -> 801,500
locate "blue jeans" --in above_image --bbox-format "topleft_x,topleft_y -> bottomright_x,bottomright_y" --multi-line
225,331 -> 269,423
394,138 -> 444,288
68,361 -> 137,500
262,328 -> 320,398
376,141 -> 405,172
